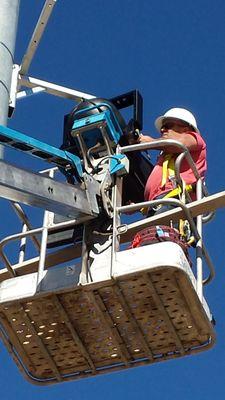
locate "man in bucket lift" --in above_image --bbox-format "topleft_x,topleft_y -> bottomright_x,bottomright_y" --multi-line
130,107 -> 207,244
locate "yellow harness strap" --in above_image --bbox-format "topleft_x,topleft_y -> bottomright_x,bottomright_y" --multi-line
164,184 -> 193,199
161,154 -> 192,197
161,154 -> 175,188
141,154 -> 193,217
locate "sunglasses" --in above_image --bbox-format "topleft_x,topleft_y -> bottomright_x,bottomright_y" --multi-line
161,121 -> 189,130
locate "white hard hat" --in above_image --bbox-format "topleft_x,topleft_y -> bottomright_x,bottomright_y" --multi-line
155,107 -> 199,133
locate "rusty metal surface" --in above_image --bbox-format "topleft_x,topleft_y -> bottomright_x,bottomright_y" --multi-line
0,266 -> 215,385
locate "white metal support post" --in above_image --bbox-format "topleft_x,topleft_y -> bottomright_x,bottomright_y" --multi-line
196,179 -> 203,300
0,0 -> 20,157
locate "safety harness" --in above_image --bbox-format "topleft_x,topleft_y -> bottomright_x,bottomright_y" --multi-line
141,153 -> 195,245
162,154 -> 195,244
161,154 -> 193,199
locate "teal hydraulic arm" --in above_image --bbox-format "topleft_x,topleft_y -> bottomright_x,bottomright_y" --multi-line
0,124 -> 83,178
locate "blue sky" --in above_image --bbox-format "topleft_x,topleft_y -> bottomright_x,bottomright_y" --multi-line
1,1 -> 225,399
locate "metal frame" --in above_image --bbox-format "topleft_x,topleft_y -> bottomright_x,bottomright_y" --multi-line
0,0 -> 220,384
0,140 -> 218,385
110,89 -> 143,130
0,160 -> 98,218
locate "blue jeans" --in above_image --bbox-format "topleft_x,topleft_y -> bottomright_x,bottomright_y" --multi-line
147,193 -> 179,229
148,193 -> 177,215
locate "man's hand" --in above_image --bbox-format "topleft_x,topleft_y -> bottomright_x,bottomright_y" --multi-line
126,131 -> 140,144
138,134 -> 154,143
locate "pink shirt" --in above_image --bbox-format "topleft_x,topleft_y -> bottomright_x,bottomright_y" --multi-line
144,131 -> 207,201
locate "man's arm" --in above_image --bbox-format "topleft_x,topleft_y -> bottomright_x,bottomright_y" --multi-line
138,130 -> 198,153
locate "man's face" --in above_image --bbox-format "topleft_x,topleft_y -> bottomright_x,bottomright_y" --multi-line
160,119 -> 190,135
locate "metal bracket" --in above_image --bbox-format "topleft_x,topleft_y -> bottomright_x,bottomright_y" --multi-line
20,0 -> 58,76
100,171 -> 114,217
83,173 -> 100,215
8,64 -> 20,117
18,74 -> 95,102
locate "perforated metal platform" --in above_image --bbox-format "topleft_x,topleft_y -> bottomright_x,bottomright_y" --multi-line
0,260 -> 215,385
